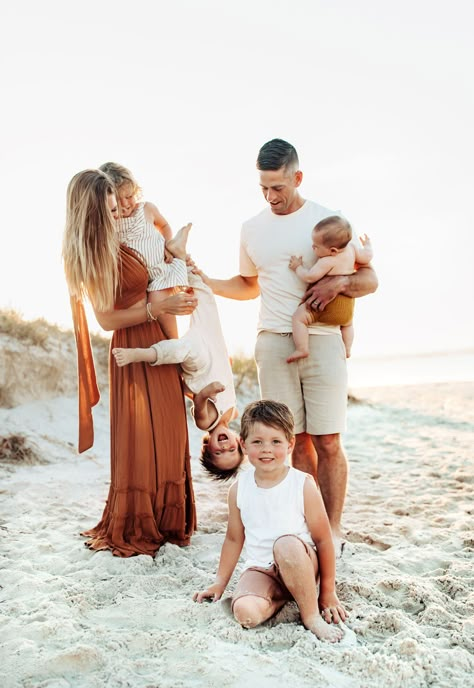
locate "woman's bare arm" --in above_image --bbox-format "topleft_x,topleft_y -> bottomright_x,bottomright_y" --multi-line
93,291 -> 198,331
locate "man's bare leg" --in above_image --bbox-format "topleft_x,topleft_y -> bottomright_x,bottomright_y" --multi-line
273,536 -> 343,642
112,347 -> 157,367
291,432 -> 318,481
312,433 -> 348,556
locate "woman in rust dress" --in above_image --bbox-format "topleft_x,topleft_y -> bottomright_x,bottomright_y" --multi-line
63,169 -> 197,557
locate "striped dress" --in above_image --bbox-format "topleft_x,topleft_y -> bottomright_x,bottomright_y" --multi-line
117,202 -> 188,291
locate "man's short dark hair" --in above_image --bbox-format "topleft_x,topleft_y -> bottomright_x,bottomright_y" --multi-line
256,139 -> 299,172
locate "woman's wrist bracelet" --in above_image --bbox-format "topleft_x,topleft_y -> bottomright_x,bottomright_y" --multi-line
146,302 -> 157,322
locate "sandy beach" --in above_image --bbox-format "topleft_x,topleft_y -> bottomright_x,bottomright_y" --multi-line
1,327 -> 473,688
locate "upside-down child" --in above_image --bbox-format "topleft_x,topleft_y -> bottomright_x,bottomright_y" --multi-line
288,215 -> 373,362
112,270 -> 244,481
100,161 -> 192,340
193,400 -> 348,643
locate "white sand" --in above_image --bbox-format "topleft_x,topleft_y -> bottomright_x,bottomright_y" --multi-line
1,373 -> 473,687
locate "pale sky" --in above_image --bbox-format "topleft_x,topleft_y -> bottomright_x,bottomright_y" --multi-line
1,0 -> 473,357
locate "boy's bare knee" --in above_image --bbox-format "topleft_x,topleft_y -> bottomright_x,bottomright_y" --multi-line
233,596 -> 267,629
273,535 -> 305,567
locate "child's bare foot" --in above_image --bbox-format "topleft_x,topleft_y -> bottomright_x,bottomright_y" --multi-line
306,615 -> 344,643
287,349 -> 309,364
112,347 -> 157,367
200,381 -> 225,400
345,348 -> 351,358
166,222 -> 192,260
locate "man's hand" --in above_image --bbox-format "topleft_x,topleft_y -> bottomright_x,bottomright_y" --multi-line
289,255 -> 303,271
302,274 -> 348,312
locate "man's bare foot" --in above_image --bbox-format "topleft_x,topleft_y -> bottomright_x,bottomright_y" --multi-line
112,347 -> 157,367
166,222 -> 192,260
306,615 -> 344,643
332,532 -> 346,559
287,350 -> 309,364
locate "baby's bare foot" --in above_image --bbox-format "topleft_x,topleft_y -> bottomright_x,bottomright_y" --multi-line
112,347 -> 157,367
166,222 -> 192,260
287,350 -> 309,364
112,348 -> 137,367
307,616 -> 344,643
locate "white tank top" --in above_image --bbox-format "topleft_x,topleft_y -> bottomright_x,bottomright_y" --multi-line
236,466 -> 314,569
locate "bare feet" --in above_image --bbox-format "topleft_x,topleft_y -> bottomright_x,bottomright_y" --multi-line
332,532 -> 346,559
306,615 -> 344,643
199,381 -> 225,400
287,350 -> 309,364
166,222 -> 192,260
112,347 -> 157,367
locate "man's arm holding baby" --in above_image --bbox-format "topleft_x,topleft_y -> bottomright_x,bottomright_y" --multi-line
193,483 -> 245,602
304,264 -> 378,312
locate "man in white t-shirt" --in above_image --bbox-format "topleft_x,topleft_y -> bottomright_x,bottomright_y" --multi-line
203,139 -> 378,553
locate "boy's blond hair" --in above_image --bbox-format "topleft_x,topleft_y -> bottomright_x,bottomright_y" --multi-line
240,400 -> 295,442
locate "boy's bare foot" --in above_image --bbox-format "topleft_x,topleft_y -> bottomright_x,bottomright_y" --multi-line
112,347 -> 157,367
166,222 -> 192,260
306,615 -> 344,643
287,350 -> 309,364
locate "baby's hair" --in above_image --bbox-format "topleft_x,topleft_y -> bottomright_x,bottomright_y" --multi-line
240,400 -> 294,442
200,435 -> 244,482
99,162 -> 142,198
314,216 -> 352,250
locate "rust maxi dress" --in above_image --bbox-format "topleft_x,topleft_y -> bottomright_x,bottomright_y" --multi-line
71,245 -> 196,557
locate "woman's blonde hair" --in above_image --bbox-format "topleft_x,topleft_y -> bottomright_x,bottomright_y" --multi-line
63,169 -> 119,311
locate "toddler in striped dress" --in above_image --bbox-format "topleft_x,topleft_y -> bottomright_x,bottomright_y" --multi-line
100,161 -> 192,341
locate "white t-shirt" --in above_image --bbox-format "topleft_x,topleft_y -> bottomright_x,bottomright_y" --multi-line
236,465 -> 314,569
240,200 -> 340,335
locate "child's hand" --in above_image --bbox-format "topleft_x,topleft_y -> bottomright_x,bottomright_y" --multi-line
289,255 -> 303,271
359,233 -> 371,247
193,583 -> 226,603
319,592 -> 348,624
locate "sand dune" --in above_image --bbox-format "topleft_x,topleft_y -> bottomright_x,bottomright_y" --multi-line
0,335 -> 473,687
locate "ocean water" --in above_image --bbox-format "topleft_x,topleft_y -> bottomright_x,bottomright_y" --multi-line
347,350 -> 474,389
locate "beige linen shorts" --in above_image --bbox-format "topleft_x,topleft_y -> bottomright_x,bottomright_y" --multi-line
254,331 -> 347,435
231,536 -> 317,611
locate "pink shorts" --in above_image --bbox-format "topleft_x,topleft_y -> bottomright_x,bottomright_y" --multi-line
231,535 -> 317,611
